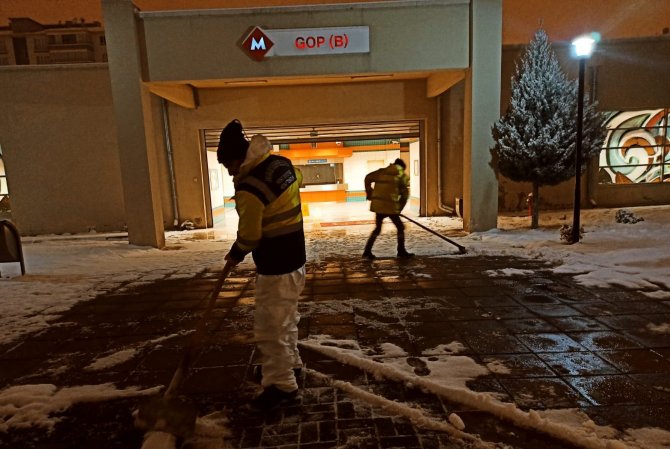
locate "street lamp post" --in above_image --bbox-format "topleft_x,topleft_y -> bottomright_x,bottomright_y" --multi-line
570,34 -> 596,244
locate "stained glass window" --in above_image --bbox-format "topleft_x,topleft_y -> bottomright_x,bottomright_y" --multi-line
599,109 -> 670,184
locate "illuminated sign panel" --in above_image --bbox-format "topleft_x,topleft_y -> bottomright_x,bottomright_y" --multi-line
241,26 -> 369,61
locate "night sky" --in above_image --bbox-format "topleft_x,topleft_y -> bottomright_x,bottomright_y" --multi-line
1,0 -> 668,45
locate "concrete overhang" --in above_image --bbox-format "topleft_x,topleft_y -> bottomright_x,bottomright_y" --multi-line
146,68 -> 467,108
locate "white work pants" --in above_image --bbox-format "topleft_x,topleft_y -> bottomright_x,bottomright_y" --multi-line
255,265 -> 305,392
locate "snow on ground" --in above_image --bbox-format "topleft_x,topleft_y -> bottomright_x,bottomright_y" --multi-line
1,205 -> 668,346
0,383 -> 161,432
1,205 -> 669,447
469,206 -> 670,294
300,336 -> 670,449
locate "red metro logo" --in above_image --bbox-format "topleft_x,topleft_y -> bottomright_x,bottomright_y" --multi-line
241,26 -> 274,61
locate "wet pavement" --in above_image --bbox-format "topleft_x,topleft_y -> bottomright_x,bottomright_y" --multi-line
1,254 -> 670,448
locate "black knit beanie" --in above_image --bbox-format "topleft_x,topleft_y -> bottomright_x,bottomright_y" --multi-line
394,158 -> 406,169
217,119 -> 249,164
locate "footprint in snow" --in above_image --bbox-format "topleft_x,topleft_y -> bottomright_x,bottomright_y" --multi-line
406,356 -> 431,376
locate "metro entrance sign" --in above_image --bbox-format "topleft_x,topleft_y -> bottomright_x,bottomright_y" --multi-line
241,26 -> 370,61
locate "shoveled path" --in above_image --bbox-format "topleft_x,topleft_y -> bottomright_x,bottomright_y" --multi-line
1,254 -> 669,448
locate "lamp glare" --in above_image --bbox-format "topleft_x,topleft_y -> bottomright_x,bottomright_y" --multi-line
572,36 -> 596,58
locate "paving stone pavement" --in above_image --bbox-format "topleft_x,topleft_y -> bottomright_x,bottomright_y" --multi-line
1,254 -> 670,448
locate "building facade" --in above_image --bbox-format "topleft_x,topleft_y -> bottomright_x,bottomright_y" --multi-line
0,17 -> 106,65
0,0 -> 668,248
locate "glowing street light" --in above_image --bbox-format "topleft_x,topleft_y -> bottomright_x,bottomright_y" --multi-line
570,33 -> 598,244
572,35 -> 596,58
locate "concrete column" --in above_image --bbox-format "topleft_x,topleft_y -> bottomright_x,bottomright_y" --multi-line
102,0 -> 165,248
463,0 -> 501,232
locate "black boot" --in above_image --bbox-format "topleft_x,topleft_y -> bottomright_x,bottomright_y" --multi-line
363,233 -> 377,259
397,235 -> 413,258
250,385 -> 299,410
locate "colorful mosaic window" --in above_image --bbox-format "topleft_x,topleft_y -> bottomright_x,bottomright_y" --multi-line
599,108 -> 670,184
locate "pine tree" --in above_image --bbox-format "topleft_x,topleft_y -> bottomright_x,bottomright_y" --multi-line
491,29 -> 606,229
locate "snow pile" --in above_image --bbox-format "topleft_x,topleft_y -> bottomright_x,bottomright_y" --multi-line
306,368 -> 498,449
469,206 -> 670,294
615,209 -> 644,224
85,348 -> 139,371
0,383 -> 161,432
85,331 -> 194,371
183,411 -> 231,449
646,322 -> 670,334
300,337 -> 670,449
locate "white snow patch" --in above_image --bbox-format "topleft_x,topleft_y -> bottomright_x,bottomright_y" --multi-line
85,348 -> 139,371
377,342 -> 407,358
646,323 -> 670,334
624,427 -> 670,449
485,268 -> 536,277
0,383 -> 161,431
423,341 -> 467,355
306,369 -> 497,449
183,411 -> 232,449
448,412 -> 466,430
301,338 -> 656,449
140,431 -> 177,449
641,290 -> 670,299
486,360 -> 512,375
84,331 -> 193,371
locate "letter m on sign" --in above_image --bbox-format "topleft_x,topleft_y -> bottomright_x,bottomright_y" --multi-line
242,27 -> 274,61
251,37 -> 265,51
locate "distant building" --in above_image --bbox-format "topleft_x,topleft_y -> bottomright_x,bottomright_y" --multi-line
0,17 -> 106,65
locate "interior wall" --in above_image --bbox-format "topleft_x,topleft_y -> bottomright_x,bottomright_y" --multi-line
206,150 -> 225,209
164,79 -> 438,227
0,64 -> 126,235
343,150 -> 401,192
409,141 -> 420,200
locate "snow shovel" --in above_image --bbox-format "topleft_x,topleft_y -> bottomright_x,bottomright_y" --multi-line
134,261 -> 234,448
400,214 -> 467,254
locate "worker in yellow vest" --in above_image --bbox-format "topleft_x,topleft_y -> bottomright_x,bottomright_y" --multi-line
363,158 -> 413,259
217,119 -> 305,410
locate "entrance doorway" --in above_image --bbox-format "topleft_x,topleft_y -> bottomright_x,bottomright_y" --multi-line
203,120 -> 421,228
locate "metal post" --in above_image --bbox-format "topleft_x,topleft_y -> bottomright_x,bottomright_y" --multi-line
571,58 -> 586,244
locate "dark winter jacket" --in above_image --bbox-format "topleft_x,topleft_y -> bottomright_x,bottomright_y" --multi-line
365,163 -> 410,215
228,136 -> 306,275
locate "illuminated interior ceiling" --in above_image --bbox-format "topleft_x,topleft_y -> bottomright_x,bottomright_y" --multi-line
203,120 -> 421,149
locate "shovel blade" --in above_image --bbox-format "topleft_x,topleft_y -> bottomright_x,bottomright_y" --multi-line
135,395 -> 197,438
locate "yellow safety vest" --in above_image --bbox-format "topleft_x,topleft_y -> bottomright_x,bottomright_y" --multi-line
366,163 -> 410,215
229,153 -> 305,275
